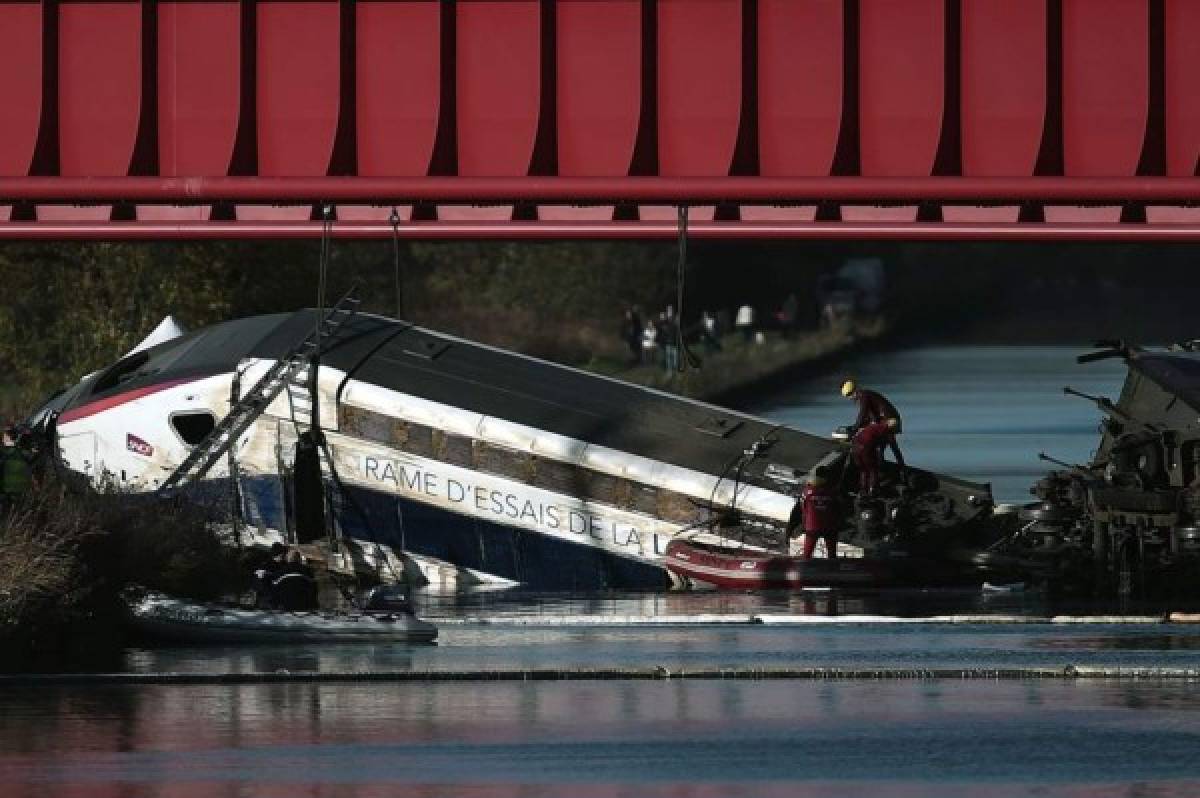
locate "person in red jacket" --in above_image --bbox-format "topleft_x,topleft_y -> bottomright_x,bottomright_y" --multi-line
786,467 -> 842,560
852,418 -> 898,496
841,379 -> 905,469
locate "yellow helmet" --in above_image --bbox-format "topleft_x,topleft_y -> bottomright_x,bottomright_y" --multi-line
840,379 -> 857,397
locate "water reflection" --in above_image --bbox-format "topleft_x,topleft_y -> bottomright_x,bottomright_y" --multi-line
118,612 -> 1200,678
2,681 -> 1199,797
410,583 -> 1189,624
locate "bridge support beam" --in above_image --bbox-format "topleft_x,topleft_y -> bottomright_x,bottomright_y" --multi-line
3,220 -> 1200,242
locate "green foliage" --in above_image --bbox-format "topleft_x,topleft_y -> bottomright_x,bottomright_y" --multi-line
408,241 -> 675,359
0,473 -> 241,666
2,236 -> 1197,414
0,243 -> 243,405
413,241 -> 674,316
0,239 -> 679,410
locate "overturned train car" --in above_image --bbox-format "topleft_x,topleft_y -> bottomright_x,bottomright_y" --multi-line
1009,342 -> 1200,595
34,309 -> 996,590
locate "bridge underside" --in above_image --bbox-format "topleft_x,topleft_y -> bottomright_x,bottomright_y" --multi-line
1,1 -> 1197,241
8,220 -> 1200,242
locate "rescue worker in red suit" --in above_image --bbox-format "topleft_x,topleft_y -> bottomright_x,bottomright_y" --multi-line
852,418 -> 898,496
841,379 -> 905,474
786,467 -> 841,560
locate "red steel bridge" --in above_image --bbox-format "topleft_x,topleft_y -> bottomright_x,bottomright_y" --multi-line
1,0 -> 1199,241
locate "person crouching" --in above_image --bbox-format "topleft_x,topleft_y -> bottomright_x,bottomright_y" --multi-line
852,418 -> 898,497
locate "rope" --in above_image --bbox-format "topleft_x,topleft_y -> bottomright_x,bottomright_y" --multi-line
315,204 -> 333,352
385,209 -> 410,581
675,205 -> 702,371
389,207 -> 404,319
312,205 -> 334,553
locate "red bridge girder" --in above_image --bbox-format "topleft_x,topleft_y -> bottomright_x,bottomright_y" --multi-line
0,0 -> 1196,241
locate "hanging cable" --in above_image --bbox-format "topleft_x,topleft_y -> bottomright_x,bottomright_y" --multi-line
315,204 -> 333,352
676,205 -> 702,371
389,207 -> 404,319
310,204 -> 333,433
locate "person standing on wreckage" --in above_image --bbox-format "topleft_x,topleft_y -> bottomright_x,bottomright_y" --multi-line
786,466 -> 843,560
841,379 -> 906,495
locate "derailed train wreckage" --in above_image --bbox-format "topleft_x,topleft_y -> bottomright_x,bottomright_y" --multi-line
25,297 -> 1012,592
989,341 -> 1200,596
29,300 -> 1189,595
30,302 -> 1200,595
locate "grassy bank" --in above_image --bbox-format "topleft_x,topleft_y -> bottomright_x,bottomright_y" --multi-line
0,475 -> 239,670
591,319 -> 886,404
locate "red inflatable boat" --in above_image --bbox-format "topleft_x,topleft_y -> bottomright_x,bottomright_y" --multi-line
664,538 -> 896,590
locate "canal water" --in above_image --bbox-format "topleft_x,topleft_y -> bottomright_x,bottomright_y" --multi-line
6,345 -> 1197,797
751,344 -> 1128,504
4,679 -> 1200,797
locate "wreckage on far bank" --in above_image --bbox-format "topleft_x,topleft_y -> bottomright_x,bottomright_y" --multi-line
994,340 -> 1200,596
29,297 -> 1004,591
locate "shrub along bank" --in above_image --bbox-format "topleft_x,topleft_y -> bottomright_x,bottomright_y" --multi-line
0,473 -> 239,670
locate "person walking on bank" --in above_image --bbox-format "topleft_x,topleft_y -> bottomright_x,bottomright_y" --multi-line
786,467 -> 842,561
841,379 -> 906,470
641,318 -> 659,366
735,304 -> 756,343
620,307 -> 642,365
662,305 -> 680,372
700,311 -> 721,353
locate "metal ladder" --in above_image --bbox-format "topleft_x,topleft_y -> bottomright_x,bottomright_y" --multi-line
157,290 -> 361,495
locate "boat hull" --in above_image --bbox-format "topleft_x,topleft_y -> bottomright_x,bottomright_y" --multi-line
666,539 -> 906,590
126,591 -> 438,644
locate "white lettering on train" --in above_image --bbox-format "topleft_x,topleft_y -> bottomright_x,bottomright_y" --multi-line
359,454 -> 656,554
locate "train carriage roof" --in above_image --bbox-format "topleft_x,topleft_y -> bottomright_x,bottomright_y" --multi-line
54,308 -> 987,498
252,310 -> 844,487
1130,351 -> 1200,414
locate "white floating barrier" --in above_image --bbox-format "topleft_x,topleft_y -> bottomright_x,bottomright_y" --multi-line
4,665 -> 1200,685
435,613 -> 1175,627
435,614 -> 761,626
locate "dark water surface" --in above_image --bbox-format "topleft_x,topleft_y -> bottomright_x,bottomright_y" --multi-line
6,346 -> 1194,797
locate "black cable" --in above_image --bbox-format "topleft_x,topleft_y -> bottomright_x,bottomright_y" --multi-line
389,207 -> 404,319
315,204 -> 333,352
708,448 -> 750,518
675,205 -> 702,371
705,426 -> 784,525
